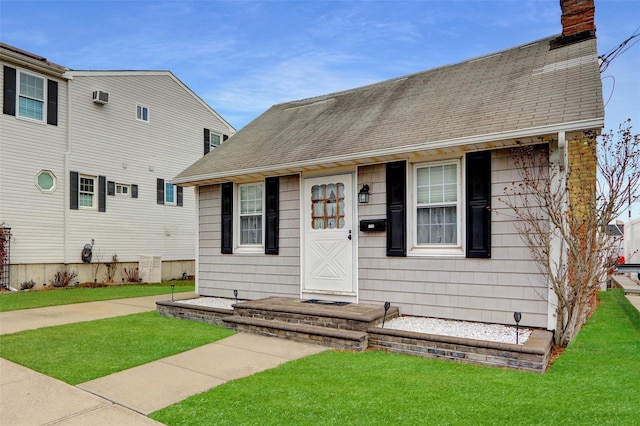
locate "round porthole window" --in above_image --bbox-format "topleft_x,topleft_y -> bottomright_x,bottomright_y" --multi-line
36,170 -> 56,192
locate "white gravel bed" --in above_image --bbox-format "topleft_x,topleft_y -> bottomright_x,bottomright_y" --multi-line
175,297 -> 532,345
176,297 -> 236,310
384,316 -> 532,345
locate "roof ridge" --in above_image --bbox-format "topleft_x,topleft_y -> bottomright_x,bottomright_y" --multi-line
274,34 -> 560,107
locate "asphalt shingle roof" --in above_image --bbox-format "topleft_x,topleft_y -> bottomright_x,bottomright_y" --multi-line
175,35 -> 603,185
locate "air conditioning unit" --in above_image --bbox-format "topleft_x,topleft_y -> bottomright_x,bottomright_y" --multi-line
92,90 -> 109,104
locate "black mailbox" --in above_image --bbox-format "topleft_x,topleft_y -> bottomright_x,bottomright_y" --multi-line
360,219 -> 386,232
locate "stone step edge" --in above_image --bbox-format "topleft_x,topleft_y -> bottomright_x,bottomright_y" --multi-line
224,316 -> 368,342
367,327 -> 553,355
233,302 -> 399,323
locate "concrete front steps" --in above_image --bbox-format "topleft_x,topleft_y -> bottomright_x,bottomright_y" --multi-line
610,274 -> 640,295
224,297 -> 399,351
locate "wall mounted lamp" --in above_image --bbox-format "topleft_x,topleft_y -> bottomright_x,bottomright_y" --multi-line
358,184 -> 370,204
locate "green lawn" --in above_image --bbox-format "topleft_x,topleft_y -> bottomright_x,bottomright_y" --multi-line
150,289 -> 640,425
0,280 -> 194,312
0,311 -> 233,385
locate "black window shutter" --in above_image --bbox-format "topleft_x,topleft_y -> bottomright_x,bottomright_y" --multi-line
157,178 -> 165,205
70,171 -> 79,210
131,184 -> 138,198
98,176 -> 106,212
265,177 -> 279,255
3,66 -> 16,116
386,161 -> 407,257
204,128 -> 210,155
466,151 -> 492,258
177,186 -> 184,207
223,134 -> 229,142
107,181 -> 115,196
46,79 -> 58,126
221,182 -> 233,254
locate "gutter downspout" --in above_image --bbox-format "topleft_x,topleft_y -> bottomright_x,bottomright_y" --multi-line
63,75 -> 72,265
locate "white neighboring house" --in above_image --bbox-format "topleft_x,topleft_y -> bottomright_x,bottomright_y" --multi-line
0,43 -> 234,287
624,217 -> 640,264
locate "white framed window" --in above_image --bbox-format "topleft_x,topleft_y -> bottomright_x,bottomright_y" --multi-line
136,104 -> 149,122
411,160 -> 463,255
209,131 -> 221,150
18,71 -> 45,122
165,182 -> 176,205
116,183 -> 130,196
238,183 -> 263,247
35,170 -> 56,192
79,175 -> 96,209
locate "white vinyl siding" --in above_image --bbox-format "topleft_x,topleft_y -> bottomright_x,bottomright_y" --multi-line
0,67 -> 66,264
2,64 -> 232,277
59,72 -> 230,265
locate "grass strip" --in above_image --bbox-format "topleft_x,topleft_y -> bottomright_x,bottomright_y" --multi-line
0,281 -> 194,312
0,311 -> 233,385
150,290 -> 640,425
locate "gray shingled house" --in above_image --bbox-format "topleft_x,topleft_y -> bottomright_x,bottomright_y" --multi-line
174,0 -> 603,331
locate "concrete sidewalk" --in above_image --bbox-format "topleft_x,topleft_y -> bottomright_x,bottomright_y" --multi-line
0,292 -> 196,335
1,358 -> 162,425
0,294 -> 328,425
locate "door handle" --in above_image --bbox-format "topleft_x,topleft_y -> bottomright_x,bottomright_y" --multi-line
348,230 -> 352,240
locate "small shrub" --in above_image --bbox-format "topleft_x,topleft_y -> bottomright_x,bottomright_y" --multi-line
20,280 -> 36,290
123,266 -> 139,283
49,270 -> 78,288
104,254 -> 119,283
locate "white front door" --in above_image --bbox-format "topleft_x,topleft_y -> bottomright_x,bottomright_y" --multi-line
302,174 -> 356,301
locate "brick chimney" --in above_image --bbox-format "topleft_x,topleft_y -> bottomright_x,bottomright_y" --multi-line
552,0 -> 596,48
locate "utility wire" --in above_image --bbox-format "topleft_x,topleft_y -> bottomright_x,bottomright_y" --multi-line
600,27 -> 640,73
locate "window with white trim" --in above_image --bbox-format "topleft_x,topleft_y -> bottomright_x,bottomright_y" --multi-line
79,175 -> 96,209
136,104 -> 149,122
36,170 -> 56,192
239,183 -> 263,246
116,183 -> 130,196
413,160 -> 462,250
208,131 -> 221,150
165,181 -> 176,205
18,71 -> 45,122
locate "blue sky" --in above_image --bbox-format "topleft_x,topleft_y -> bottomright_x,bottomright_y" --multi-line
2,0 -> 639,216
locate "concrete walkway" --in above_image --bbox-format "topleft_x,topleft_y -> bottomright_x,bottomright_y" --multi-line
0,294 -> 327,425
627,294 -> 640,312
0,292 -> 197,335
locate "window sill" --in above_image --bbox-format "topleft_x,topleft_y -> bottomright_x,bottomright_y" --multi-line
234,246 -> 264,254
407,246 -> 464,258
16,115 -> 46,125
